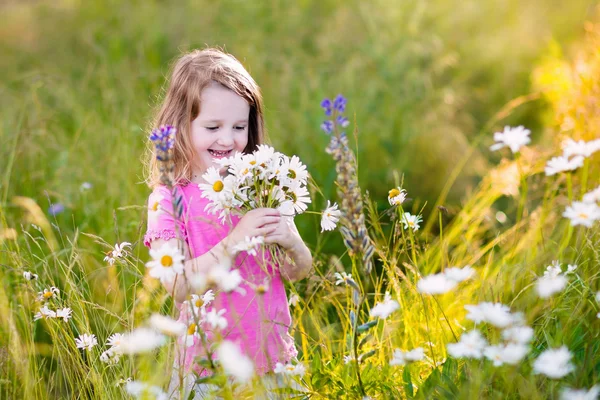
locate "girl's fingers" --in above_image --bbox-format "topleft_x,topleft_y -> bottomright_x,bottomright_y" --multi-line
256,225 -> 278,237
258,216 -> 280,227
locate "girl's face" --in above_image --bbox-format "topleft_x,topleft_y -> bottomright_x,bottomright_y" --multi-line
190,83 -> 250,176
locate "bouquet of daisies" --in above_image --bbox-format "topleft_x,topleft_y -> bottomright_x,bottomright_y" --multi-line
199,145 -> 311,262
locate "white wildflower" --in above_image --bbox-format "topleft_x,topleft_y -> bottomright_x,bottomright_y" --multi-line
417,273 -> 457,295
369,292 -> 400,319
125,381 -> 168,400
502,326 -> 534,344
285,180 -> 312,215
34,305 -> 57,321
582,186 -> 600,204
75,333 -> 98,351
23,271 -> 38,281
104,242 -> 132,265
484,343 -> 529,366
288,293 -> 300,307
118,328 -> 166,354
560,386 -> 600,400
106,333 -> 124,354
149,314 -> 186,337
563,201 -> 600,227
37,287 -> 60,302
464,302 -> 515,328
274,362 -> 307,377
562,138 -> 600,158
400,212 -> 422,231
443,265 -> 475,282
388,187 -> 407,206
533,346 -> 574,379
56,307 -> 72,322
100,349 -> 120,365
145,242 -> 185,284
232,236 -> 264,256
321,201 -> 341,232
545,155 -> 585,176
390,347 -> 425,366
536,275 -> 568,299
447,330 -> 488,359
217,341 -> 254,383
203,308 -> 228,330
147,192 -> 164,225
489,125 -> 531,153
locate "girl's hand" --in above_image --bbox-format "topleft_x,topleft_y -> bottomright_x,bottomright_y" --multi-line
228,208 -> 281,246
263,215 -> 301,250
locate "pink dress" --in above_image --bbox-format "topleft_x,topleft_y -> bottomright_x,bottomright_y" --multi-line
143,182 -> 298,377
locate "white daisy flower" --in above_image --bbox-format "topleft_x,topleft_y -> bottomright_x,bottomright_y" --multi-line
56,307 -> 72,322
217,341 -> 255,383
118,328 -> 166,354
273,362 -> 307,377
288,293 -> 300,307
536,274 -> 568,299
502,326 -> 534,344
106,333 -> 124,354
533,346 -> 574,379
190,264 -> 243,294
343,355 -> 356,364
285,180 -> 311,215
333,272 -> 353,286
203,308 -> 228,330
582,186 -> 600,204
464,302 -> 515,328
186,290 -> 215,318
232,235 -> 264,256
484,343 -> 529,366
149,314 -> 186,337
280,155 -> 309,185
37,287 -> 60,302
390,347 -> 425,366
125,381 -> 168,400
447,330 -> 488,359
34,305 -> 57,321
388,187 -> 407,206
147,192 -> 164,225
321,201 -> 341,232
100,349 -> 120,365
199,167 -> 227,200
562,138 -> 600,158
75,333 -> 98,351
417,273 -> 458,295
489,125 -> 531,153
400,212 -> 422,231
369,292 -> 400,319
23,271 -> 38,281
146,242 -> 185,284
104,242 -> 132,265
563,201 -> 600,227
443,265 -> 475,282
545,155 -> 584,176
181,323 -> 201,348
560,385 -> 600,400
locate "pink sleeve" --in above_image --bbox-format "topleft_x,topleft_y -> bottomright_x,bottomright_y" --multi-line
143,185 -> 188,248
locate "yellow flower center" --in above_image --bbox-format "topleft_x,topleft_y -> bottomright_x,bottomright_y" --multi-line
257,285 -> 267,295
249,161 -> 256,165
150,201 -> 159,211
579,213 -> 588,219
408,221 -> 415,227
161,255 -> 173,267
242,168 -> 249,175
286,365 -> 295,371
43,291 -> 53,299
288,170 -> 297,179
389,188 -> 400,199
213,181 -> 224,192
195,299 -> 204,308
187,323 -> 197,335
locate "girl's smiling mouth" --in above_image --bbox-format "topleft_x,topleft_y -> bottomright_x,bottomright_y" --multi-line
208,149 -> 233,158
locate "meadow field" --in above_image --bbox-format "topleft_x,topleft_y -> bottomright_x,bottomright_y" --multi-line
1,0 -> 600,398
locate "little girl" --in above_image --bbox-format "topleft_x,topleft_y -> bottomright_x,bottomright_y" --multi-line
143,48 -> 312,398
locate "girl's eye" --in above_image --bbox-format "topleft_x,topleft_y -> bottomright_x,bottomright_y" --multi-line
234,126 -> 247,131
206,127 -> 219,131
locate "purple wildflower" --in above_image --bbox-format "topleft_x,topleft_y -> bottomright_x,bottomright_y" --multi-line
150,125 -> 177,161
48,203 -> 65,216
321,99 -> 332,116
321,120 -> 334,134
336,116 -> 349,128
333,95 -> 347,113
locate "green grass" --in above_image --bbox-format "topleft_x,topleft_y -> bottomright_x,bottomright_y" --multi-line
1,0 -> 600,398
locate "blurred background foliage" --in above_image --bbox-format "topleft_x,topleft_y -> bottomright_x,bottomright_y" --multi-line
0,0 -> 598,251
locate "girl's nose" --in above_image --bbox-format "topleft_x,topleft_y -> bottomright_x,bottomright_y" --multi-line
217,130 -> 235,146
